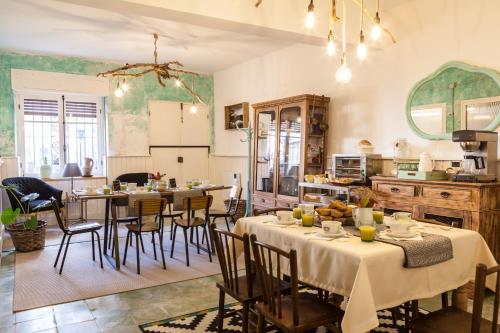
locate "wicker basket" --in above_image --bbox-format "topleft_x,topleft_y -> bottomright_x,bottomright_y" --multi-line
6,220 -> 47,252
224,199 -> 247,221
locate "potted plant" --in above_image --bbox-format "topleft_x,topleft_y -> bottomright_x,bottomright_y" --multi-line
351,187 -> 377,227
0,185 -> 50,252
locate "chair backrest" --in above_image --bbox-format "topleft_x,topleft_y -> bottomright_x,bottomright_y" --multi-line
226,186 -> 243,215
183,195 -> 212,226
209,223 -> 254,297
114,173 -> 150,207
471,263 -> 500,333
253,207 -> 293,216
50,197 -> 67,232
250,234 -> 299,325
133,198 -> 166,232
2,177 -> 63,209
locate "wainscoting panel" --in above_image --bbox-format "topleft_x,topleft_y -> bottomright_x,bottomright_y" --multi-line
106,156 -> 153,182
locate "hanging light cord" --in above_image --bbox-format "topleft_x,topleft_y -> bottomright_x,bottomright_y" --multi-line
342,0 -> 346,54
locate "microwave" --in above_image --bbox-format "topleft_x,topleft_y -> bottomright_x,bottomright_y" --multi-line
331,154 -> 383,184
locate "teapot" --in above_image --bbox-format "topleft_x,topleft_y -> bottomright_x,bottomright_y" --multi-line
418,152 -> 434,172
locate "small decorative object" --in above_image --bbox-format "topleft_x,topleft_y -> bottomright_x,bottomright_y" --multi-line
0,185 -> 49,252
418,152 -> 434,172
357,139 -> 374,154
149,172 -> 166,181
61,163 -> 82,193
225,103 -> 249,130
351,187 -> 376,228
82,157 -> 94,177
39,157 -> 52,179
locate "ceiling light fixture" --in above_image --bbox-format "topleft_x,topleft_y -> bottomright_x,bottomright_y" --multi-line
121,79 -> 129,92
371,0 -> 382,40
335,0 -> 351,83
326,29 -> 336,56
190,78 -> 198,114
356,0 -> 367,61
305,0 -> 315,29
97,33 -> 204,104
114,81 -> 124,98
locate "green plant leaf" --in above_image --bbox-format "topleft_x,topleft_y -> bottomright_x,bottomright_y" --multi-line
1,207 -> 20,225
25,215 -> 38,230
360,196 -> 370,208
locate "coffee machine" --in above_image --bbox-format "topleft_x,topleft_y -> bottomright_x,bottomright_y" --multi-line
451,130 -> 498,182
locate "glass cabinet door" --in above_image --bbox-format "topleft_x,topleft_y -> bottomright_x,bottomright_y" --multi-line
278,106 -> 302,197
255,110 -> 276,193
305,104 -> 327,175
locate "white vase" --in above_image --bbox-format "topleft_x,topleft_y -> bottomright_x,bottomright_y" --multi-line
353,207 -> 374,228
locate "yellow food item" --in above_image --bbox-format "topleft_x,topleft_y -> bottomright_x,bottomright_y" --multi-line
316,208 -> 331,216
304,194 -> 321,202
328,200 -> 348,211
320,216 -> 333,221
330,209 -> 344,218
342,207 -> 353,217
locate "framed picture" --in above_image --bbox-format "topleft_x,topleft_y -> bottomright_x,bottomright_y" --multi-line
224,102 -> 249,130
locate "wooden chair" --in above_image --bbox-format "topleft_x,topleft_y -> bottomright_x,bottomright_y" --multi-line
253,207 -> 292,216
170,195 -> 213,266
122,198 -> 166,274
207,185 -> 242,231
250,234 -> 344,333
159,192 -> 184,240
413,263 -> 500,333
51,198 -> 103,274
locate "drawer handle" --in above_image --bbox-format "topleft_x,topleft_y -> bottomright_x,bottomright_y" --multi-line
390,187 -> 400,193
440,191 -> 451,199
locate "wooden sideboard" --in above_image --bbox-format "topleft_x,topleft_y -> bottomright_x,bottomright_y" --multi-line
371,176 -> 500,261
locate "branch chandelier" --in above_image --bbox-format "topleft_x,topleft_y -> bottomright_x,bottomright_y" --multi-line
256,0 -> 396,83
97,33 -> 203,113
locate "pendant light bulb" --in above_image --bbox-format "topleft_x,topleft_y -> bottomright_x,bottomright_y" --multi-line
326,30 -> 336,56
175,79 -> 182,87
371,11 -> 382,41
114,88 -> 124,98
305,0 -> 315,29
122,82 -> 129,92
190,104 -> 198,114
357,31 -> 367,60
335,55 -> 352,83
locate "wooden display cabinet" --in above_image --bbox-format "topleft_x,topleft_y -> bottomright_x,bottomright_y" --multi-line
251,94 -> 330,211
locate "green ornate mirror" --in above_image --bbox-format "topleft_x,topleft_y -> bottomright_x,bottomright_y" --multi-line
407,61 -> 500,140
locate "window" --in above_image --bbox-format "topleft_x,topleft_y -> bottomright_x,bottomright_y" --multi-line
16,93 -> 105,176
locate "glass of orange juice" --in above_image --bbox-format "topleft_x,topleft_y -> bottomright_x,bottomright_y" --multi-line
373,210 -> 384,224
359,225 -> 376,242
302,214 -> 314,227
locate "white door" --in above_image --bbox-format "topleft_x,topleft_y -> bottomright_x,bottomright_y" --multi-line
148,100 -> 210,185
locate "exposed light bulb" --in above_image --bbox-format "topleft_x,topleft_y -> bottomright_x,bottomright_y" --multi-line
371,12 -> 382,41
297,116 -> 302,123
121,82 -> 129,92
357,31 -> 367,60
335,55 -> 352,83
190,104 -> 198,114
305,0 -> 315,29
326,30 -> 336,56
114,88 -> 124,97
175,79 -> 182,87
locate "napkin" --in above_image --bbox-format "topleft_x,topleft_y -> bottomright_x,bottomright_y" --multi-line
379,230 -> 423,241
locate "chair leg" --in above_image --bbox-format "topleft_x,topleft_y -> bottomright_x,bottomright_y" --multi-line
139,234 -> 145,253
135,232 -> 141,274
195,226 -> 200,254
170,218 -> 174,240
59,234 -> 72,275
158,231 -> 166,270
152,231 -> 157,260
224,216 -> 230,231
257,312 -> 264,333
441,292 -> 449,308
95,231 -> 103,269
242,302 -> 249,333
108,224 -> 113,249
170,224 -> 177,258
123,231 -> 131,265
182,228 -> 190,266
203,224 -> 212,262
54,234 -> 67,267
91,232 -> 95,261
217,289 -> 225,333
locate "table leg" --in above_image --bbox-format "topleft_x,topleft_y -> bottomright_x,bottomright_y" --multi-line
111,203 -> 121,270
103,199 -> 109,255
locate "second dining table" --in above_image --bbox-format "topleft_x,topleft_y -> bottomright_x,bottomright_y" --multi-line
72,185 -> 231,270
233,215 -> 497,333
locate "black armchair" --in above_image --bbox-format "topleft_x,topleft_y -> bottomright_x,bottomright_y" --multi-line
2,177 -> 63,212
113,173 -> 150,207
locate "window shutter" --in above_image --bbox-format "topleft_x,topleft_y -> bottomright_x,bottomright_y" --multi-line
65,101 -> 97,118
23,98 -> 58,116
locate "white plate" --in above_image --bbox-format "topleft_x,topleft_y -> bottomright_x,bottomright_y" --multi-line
275,218 -> 300,226
385,230 -> 419,238
314,229 -> 347,238
384,219 -> 418,228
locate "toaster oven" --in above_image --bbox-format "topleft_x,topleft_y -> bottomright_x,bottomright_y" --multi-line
331,154 -> 382,184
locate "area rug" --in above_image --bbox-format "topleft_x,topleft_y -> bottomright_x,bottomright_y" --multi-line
13,232 -> 221,312
139,304 -> 409,333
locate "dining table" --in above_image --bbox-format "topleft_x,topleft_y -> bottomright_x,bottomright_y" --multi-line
72,185 -> 232,271
233,216 -> 497,333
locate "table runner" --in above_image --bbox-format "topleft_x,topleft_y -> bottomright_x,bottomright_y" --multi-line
346,226 -> 453,268
233,216 -> 497,333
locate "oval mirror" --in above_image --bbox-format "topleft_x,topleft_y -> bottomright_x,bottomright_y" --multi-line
407,61 -> 500,140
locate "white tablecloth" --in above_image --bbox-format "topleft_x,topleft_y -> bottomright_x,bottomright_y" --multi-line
233,216 -> 497,333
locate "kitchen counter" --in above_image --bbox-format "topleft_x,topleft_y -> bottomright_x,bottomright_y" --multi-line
371,175 -> 500,188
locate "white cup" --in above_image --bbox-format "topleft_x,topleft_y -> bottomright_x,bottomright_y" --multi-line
321,220 -> 342,235
127,183 -> 137,192
276,211 -> 293,223
392,212 -> 412,222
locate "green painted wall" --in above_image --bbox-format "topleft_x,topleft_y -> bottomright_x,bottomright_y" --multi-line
0,51 -> 213,156
410,66 -> 500,132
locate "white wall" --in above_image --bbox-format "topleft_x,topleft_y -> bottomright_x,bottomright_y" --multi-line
213,0 -> 500,161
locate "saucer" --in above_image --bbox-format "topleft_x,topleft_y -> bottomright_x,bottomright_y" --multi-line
275,218 -> 300,225
315,229 -> 346,238
385,230 -> 419,238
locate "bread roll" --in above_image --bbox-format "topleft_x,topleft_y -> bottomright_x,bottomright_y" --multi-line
328,200 -> 348,212
330,209 -> 344,218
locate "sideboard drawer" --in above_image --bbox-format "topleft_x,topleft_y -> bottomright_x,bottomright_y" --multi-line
377,183 -> 416,197
422,187 -> 472,202
252,195 -> 275,208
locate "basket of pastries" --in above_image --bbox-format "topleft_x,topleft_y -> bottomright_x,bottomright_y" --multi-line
315,200 -> 354,225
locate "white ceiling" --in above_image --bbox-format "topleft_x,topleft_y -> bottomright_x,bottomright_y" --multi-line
0,0 -> 295,72
0,0 -> 408,73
